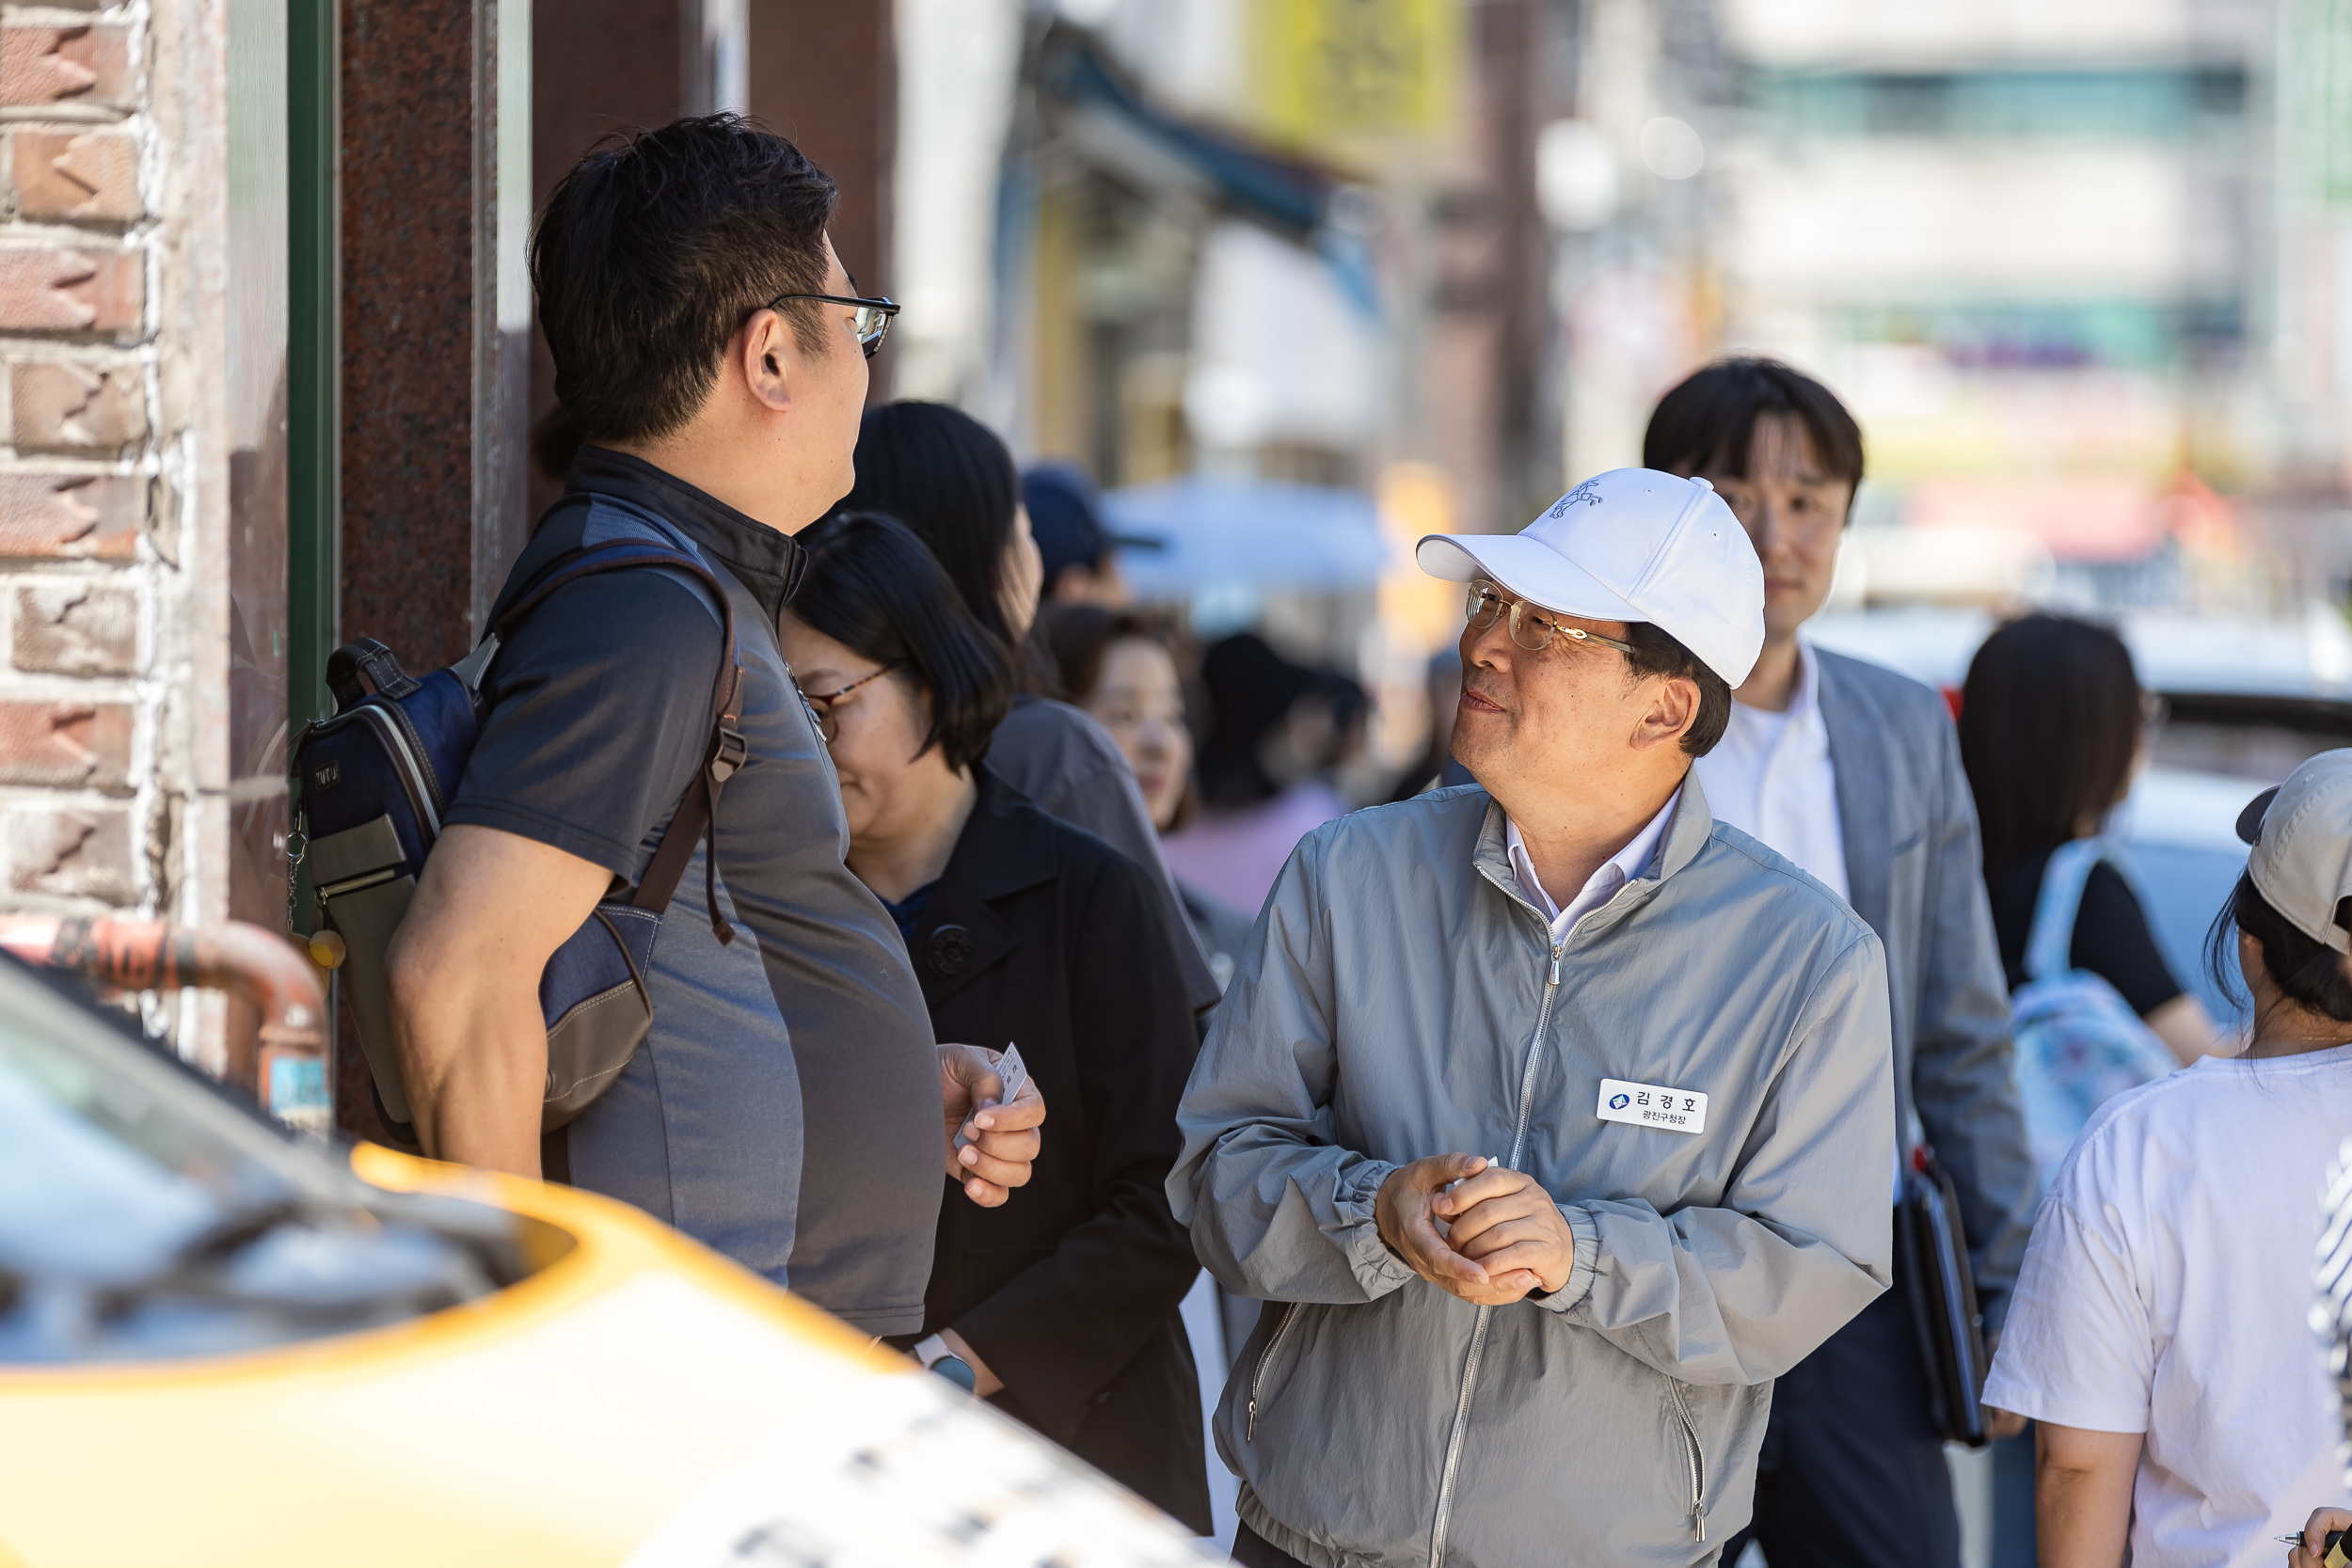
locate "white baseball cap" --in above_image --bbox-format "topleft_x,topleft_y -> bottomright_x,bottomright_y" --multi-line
1415,467 -> 1766,688
2234,749 -> 2352,953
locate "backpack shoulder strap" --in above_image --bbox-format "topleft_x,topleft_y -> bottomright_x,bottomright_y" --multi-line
2025,837 -> 2113,983
490,537 -> 723,640
489,535 -> 747,943
628,665 -> 746,941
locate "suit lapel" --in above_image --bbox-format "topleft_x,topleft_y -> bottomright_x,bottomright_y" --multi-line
905,768 -> 1057,1012
1815,648 -> 1894,936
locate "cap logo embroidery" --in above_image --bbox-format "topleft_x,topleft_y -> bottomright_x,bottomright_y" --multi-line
1547,477 -> 1604,517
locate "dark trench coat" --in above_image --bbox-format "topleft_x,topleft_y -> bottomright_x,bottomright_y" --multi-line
906,766 -> 1210,1531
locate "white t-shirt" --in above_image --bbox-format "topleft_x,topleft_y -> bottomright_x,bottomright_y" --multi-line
1691,636 -> 1849,901
1982,1043 -> 2352,1567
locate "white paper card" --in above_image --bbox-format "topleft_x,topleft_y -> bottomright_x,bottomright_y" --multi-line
1596,1078 -> 1708,1134
954,1043 -> 1027,1152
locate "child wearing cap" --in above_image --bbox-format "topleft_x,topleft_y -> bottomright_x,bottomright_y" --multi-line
1983,749 -> 2352,1568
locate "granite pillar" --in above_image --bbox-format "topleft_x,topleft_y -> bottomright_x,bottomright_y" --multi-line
335,0 -> 516,1139
340,0 -> 481,672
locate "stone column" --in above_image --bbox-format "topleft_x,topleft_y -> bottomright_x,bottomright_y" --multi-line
333,0 -> 521,1134
338,0 -> 515,673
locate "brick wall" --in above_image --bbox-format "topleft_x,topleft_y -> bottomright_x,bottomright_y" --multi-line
0,3 -> 232,1061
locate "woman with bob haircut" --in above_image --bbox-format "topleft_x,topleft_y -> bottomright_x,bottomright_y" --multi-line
1961,613 -> 2224,1556
836,401 -> 1221,1019
779,511 -> 1212,1531
1983,749 -> 2352,1567
1960,615 -> 2219,1095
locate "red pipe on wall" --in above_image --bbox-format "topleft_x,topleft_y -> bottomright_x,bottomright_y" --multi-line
0,916 -> 329,1131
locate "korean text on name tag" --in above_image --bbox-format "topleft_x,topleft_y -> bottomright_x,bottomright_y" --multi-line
1595,1078 -> 1708,1134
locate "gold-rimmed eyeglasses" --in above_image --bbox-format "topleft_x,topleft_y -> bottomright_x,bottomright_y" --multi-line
1465,582 -> 1639,657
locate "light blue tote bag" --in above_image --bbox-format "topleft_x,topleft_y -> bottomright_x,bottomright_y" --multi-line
2010,837 -> 2182,1184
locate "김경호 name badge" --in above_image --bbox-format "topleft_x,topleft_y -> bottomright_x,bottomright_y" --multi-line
1596,1078 -> 1708,1134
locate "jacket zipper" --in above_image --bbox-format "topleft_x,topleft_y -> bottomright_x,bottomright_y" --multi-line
1426,937 -> 1565,1568
1246,1303 -> 1301,1441
1667,1380 -> 1708,1542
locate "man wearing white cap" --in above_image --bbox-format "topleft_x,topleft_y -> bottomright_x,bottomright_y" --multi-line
1169,469 -> 1897,1567
1983,752 -> 2352,1568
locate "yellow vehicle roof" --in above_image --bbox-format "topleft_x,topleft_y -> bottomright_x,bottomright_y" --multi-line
0,1146 -> 1212,1568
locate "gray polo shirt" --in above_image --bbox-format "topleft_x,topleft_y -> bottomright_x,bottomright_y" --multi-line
448,447 -> 941,1335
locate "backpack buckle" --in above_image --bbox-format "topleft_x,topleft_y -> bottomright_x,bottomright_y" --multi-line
708,725 -> 748,784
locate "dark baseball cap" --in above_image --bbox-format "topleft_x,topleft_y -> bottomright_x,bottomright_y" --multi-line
1022,464 -> 1162,586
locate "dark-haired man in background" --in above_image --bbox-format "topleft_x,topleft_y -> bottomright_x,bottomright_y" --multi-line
1022,462 -> 1160,608
1171,468 -> 1895,1566
387,117 -> 1041,1340
1647,359 -> 2036,1568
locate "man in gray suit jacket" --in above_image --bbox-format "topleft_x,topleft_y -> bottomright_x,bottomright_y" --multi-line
1647,359 -> 2037,1568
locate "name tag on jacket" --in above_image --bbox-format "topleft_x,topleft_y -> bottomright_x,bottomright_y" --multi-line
1596,1078 -> 1708,1134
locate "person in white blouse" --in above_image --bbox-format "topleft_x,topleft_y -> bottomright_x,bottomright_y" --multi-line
1648,359 -> 2038,1568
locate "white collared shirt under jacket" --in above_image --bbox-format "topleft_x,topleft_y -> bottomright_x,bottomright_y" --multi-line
1692,635 -> 1849,902
1168,774 -> 1896,1566
1504,787 -> 1678,943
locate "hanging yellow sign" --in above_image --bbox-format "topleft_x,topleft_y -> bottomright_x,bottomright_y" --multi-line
1249,0 -> 1460,152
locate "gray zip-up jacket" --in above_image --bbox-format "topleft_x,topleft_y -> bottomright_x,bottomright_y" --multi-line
1168,777 -> 1895,1567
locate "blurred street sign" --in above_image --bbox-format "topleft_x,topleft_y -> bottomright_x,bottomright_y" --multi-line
1248,0 -> 1459,155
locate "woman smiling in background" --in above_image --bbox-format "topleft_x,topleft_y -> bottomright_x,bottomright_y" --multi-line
1042,603 -> 1252,993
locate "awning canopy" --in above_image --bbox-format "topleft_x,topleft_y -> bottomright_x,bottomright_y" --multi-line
1039,37 -> 1377,313
1044,40 -> 1333,242
1104,474 -> 1395,598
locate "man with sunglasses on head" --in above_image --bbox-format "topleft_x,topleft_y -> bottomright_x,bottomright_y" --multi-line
1169,469 -> 1896,1566
385,116 -> 1041,1345
1649,359 -> 2036,1568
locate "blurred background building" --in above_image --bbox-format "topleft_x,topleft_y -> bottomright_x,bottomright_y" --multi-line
1706,0 -> 2282,610
899,0 -> 2352,794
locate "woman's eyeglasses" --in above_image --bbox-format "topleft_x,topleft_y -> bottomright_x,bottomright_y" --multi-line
800,664 -> 898,736
1465,582 -> 1638,657
764,291 -> 899,359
